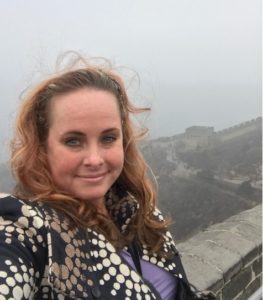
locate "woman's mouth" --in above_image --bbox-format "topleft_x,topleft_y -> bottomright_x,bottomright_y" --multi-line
77,173 -> 107,183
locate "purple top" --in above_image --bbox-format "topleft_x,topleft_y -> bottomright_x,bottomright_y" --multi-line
120,249 -> 177,300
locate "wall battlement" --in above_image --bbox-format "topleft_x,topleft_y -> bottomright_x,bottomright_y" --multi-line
148,117 -> 261,151
215,117 -> 261,142
178,204 -> 262,300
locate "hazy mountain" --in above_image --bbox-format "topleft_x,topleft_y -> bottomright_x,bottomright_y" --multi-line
142,118 -> 262,241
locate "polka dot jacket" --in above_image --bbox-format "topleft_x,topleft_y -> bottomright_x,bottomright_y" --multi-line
0,192 -> 187,300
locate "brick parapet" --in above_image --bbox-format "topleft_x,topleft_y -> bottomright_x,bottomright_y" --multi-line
177,204 -> 262,300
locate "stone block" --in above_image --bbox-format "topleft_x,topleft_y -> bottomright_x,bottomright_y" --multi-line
180,239 -> 242,283
198,229 -> 257,269
180,253 -> 223,291
216,290 -> 223,300
234,291 -> 248,300
178,205 -> 262,297
245,276 -> 262,298
208,221 -> 261,248
252,256 -> 262,276
222,267 -> 252,300
229,206 -> 262,227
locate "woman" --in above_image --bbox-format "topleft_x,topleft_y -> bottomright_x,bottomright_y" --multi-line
0,56 -> 215,299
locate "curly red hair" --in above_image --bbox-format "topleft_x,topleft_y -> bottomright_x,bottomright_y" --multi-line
10,55 -> 170,254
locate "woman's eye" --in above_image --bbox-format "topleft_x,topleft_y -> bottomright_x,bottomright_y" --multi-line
102,135 -> 117,144
64,138 -> 81,147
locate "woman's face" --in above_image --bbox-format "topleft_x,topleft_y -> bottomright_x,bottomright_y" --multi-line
46,88 -> 124,212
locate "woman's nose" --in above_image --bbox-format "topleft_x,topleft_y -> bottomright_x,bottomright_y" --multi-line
83,146 -> 104,167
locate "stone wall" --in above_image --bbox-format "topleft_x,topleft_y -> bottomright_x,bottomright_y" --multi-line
148,117 -> 262,152
215,117 -> 261,142
178,204 -> 262,300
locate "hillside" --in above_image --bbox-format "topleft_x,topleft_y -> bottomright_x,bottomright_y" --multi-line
177,127 -> 261,180
157,175 -> 261,242
142,119 -> 262,241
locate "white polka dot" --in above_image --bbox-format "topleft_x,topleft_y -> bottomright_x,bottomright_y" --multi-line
126,289 -> 132,296
99,249 -> 107,258
137,294 -> 142,300
131,271 -> 140,283
91,239 -> 98,245
150,257 -> 157,264
13,286 -> 23,298
103,273 -> 110,281
98,240 -> 105,248
109,267 -> 117,276
23,273 -> 30,282
5,260 -> 11,265
0,284 -> 9,295
37,235 -> 43,243
99,279 -> 105,285
23,283 -> 31,298
26,230 -> 33,238
6,277 -> 15,287
10,266 -> 18,273
96,263 -> 103,270
145,294 -> 151,300
18,234 -> 24,242
120,264 -> 130,277
29,268 -> 34,276
14,273 -> 23,283
134,283 -> 141,293
116,274 -> 125,283
21,206 -> 31,217
18,217 -> 29,227
102,258 -> 111,267
0,271 -> 7,278
106,242 -> 115,252
141,284 -> 148,293
157,261 -> 164,268
5,226 -> 14,233
93,251 -> 99,258
21,265 -> 27,272
110,253 -> 121,265
126,279 -> 133,289
33,216 -> 43,228
98,234 -> 105,241
111,290 -> 117,296
113,282 -> 120,290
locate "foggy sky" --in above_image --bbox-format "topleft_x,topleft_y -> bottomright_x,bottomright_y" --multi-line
0,0 -> 261,163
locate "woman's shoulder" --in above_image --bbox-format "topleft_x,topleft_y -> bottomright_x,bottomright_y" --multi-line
0,194 -> 74,234
0,194 -> 48,228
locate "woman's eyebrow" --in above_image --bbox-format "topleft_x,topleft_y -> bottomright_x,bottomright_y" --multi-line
61,129 -> 121,136
61,131 -> 85,137
102,128 -> 121,134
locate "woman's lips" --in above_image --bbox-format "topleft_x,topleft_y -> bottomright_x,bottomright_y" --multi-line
77,173 -> 107,183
